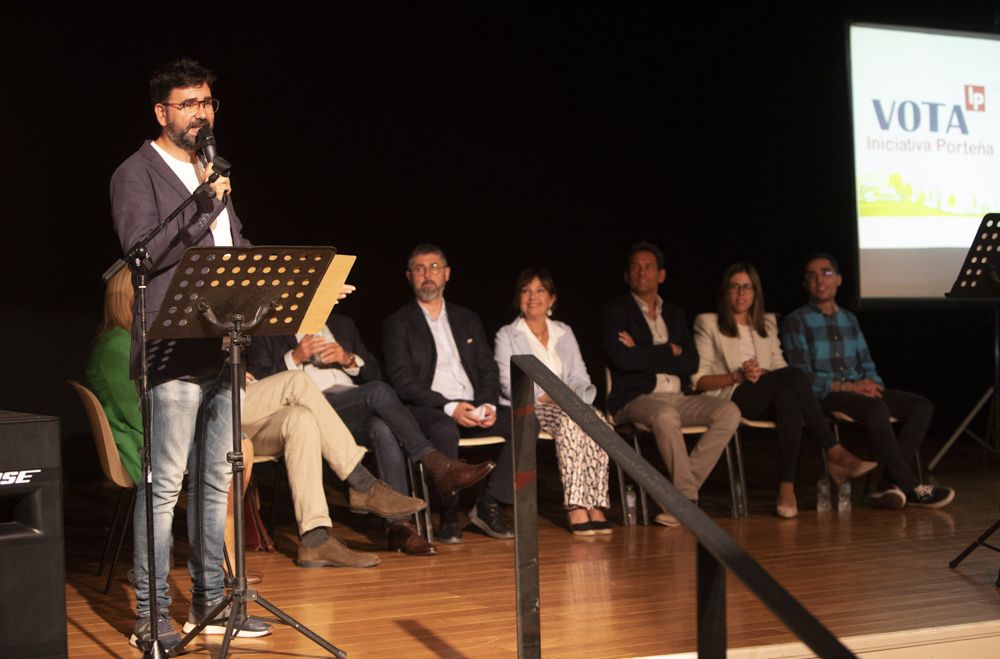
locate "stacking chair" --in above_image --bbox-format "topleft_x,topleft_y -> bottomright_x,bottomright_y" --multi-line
244,452 -> 282,550
603,368 -> 748,522
68,381 -> 136,594
728,418 -> 779,516
408,436 -> 507,542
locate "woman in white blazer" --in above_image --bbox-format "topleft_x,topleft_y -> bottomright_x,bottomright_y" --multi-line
692,263 -> 876,518
495,268 -> 611,536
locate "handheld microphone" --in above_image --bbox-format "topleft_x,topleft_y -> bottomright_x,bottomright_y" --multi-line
196,125 -> 217,166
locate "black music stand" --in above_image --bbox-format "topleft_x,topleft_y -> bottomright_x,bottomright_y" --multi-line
929,213 -> 1000,469
154,245 -> 356,658
935,214 -> 1000,585
949,515 -> 1000,587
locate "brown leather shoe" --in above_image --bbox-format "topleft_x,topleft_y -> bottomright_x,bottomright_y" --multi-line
388,520 -> 437,556
296,536 -> 381,568
421,450 -> 496,496
247,570 -> 264,585
349,480 -> 426,518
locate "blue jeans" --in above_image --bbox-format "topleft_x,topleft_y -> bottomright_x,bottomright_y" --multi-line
132,377 -> 233,616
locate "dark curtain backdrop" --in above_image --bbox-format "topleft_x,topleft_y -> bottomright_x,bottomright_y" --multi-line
1,3 -> 996,480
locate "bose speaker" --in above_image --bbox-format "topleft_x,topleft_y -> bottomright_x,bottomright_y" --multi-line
0,411 -> 67,658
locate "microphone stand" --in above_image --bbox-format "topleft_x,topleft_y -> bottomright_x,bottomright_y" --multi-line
104,157 -> 231,283
100,157 -> 231,659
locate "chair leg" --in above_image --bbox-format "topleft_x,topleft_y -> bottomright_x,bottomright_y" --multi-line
825,422 -> 839,507
265,459 -> 287,541
728,432 -> 748,518
724,441 -> 740,519
631,433 -> 650,525
408,458 -> 433,542
98,487 -> 128,577
417,462 -> 434,543
105,488 -> 136,595
735,433 -> 748,517
615,462 -> 630,526
407,458 -> 423,538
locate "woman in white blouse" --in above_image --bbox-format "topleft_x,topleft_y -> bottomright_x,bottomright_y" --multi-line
495,268 -> 611,536
692,263 -> 876,518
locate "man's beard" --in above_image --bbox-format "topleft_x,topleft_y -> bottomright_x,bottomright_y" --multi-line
166,118 -> 209,152
416,280 -> 445,302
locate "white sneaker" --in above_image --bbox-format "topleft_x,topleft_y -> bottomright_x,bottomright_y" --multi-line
871,485 -> 906,510
183,603 -> 272,637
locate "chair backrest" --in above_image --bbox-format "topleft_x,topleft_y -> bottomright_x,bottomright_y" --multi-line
458,436 -> 506,448
68,381 -> 135,489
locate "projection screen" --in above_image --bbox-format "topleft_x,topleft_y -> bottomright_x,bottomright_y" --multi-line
849,23 -> 1000,299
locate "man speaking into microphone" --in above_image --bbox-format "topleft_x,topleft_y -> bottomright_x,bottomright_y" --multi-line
110,57 -> 271,650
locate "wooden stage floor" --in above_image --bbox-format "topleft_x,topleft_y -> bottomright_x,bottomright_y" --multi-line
64,441 -> 1000,658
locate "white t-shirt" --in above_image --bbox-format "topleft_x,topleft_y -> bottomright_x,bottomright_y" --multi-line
150,141 -> 232,247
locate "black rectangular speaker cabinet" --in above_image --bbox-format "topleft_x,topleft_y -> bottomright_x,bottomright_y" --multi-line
0,411 -> 67,659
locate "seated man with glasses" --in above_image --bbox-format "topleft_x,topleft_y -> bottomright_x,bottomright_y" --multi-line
382,244 -> 515,543
782,253 -> 955,510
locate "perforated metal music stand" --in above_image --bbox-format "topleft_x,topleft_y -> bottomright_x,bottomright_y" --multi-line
929,214 -> 1000,470
155,245 -> 355,658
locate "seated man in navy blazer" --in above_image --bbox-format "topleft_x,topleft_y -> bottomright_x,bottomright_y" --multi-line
601,242 -> 740,526
383,244 -> 515,543
249,306 -> 494,555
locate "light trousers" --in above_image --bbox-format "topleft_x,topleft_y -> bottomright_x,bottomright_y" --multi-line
243,371 -> 366,535
615,392 -> 740,501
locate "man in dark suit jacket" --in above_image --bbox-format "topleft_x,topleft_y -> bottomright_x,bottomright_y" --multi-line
601,242 -> 739,526
383,244 -> 515,543
250,311 -> 494,554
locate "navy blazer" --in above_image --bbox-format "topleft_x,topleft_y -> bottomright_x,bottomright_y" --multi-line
111,140 -> 247,381
600,294 -> 698,414
382,299 -> 500,409
248,313 -> 381,384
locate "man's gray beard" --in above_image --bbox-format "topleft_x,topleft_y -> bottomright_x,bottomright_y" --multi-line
416,282 -> 445,302
167,120 -> 207,152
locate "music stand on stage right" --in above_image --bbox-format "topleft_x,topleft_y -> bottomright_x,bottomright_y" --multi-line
930,213 -> 1000,469
936,213 -> 1000,586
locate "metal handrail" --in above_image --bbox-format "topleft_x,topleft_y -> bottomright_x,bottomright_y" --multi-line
510,354 -> 855,658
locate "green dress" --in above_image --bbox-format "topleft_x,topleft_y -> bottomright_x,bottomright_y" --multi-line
85,327 -> 142,484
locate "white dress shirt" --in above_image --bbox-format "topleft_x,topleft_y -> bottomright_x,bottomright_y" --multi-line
421,304 -> 476,417
631,293 -> 682,394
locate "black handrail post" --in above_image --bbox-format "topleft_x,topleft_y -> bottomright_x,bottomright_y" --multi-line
697,541 -> 726,658
511,359 -> 542,658
507,354 -> 856,659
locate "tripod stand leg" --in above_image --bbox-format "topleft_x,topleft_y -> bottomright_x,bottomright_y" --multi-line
949,518 -> 1000,569
218,593 -> 245,658
929,387 -> 993,471
252,591 -> 348,658
168,595 -> 232,656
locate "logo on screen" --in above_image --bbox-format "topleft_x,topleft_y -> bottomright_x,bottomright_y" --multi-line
872,99 -> 969,134
965,85 -> 986,112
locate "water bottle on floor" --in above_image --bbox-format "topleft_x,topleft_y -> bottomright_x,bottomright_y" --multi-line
816,478 -> 831,512
837,480 -> 852,512
625,485 -> 637,525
